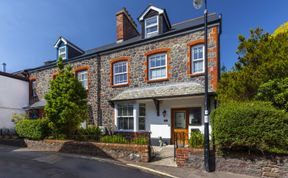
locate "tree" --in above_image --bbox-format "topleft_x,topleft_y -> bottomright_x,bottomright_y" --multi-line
256,78 -> 288,111
217,28 -> 288,102
44,57 -> 88,137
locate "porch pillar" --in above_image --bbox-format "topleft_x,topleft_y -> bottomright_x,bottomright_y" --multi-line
133,103 -> 139,132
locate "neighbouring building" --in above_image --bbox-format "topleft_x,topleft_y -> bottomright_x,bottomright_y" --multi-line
18,5 -> 222,144
0,71 -> 29,129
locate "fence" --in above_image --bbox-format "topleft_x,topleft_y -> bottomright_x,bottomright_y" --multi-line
70,131 -> 152,146
0,128 -> 17,138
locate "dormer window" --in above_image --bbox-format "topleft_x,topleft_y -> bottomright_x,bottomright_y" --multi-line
145,16 -> 159,38
58,46 -> 67,59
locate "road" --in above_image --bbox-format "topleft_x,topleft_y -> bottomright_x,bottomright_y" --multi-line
0,145 -> 159,178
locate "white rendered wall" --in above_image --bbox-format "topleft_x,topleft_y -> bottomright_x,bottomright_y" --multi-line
0,75 -> 29,128
114,96 -> 215,140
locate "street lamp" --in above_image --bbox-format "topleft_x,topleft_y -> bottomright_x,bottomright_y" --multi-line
193,0 -> 211,172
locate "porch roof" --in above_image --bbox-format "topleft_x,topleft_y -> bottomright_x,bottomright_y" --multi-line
111,82 -> 214,102
24,99 -> 46,110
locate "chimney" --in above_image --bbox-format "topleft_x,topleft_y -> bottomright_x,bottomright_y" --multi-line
2,63 -> 6,72
116,8 -> 139,43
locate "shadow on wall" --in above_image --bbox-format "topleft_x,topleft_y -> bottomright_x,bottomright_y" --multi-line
0,138 -> 27,147
59,141 -> 114,160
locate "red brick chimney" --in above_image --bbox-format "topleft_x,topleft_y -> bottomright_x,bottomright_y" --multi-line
116,8 -> 139,43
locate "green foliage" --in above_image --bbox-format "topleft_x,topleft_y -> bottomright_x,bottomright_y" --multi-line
15,119 -> 49,140
45,57 -> 88,137
217,28 -> 288,102
211,101 -> 288,154
131,136 -> 148,145
100,135 -> 129,144
189,131 -> 204,148
74,127 -> 102,141
273,21 -> 288,36
256,78 -> 288,111
11,113 -> 28,123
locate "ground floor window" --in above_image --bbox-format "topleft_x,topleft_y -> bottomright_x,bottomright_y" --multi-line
116,103 -> 146,131
117,104 -> 134,130
189,107 -> 202,126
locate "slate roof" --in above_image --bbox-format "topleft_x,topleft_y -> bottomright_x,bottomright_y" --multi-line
0,71 -> 28,82
24,99 -> 46,110
111,82 -> 214,101
24,13 -> 221,73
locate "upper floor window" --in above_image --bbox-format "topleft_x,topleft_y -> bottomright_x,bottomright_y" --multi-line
191,45 -> 205,73
148,53 -> 167,80
113,61 -> 128,85
77,70 -> 88,90
58,46 -> 67,59
145,16 -> 158,38
31,80 -> 37,97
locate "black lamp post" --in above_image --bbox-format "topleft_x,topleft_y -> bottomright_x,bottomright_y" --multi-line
193,0 -> 211,172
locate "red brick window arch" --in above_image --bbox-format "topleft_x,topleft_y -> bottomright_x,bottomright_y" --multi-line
187,39 -> 205,76
74,66 -> 90,90
144,48 -> 171,83
110,57 -> 130,87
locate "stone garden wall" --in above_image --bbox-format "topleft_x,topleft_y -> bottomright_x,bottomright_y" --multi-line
1,139 -> 150,162
176,148 -> 288,178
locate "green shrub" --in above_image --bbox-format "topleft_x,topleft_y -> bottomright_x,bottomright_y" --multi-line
16,119 -> 49,140
189,131 -> 204,148
100,135 -> 128,144
75,127 -> 101,141
131,137 -> 148,145
211,101 -> 288,154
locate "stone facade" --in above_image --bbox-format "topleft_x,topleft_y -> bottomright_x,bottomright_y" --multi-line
176,148 -> 288,178
100,26 -> 219,128
28,25 -> 220,129
29,57 -> 100,125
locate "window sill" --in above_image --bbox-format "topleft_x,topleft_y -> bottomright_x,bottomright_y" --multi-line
147,78 -> 169,83
189,73 -> 205,77
111,83 -> 129,88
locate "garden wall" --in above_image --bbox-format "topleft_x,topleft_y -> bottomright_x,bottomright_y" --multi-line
176,148 -> 288,178
1,139 -> 150,162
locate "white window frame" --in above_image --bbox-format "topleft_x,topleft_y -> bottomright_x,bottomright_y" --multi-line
116,104 -> 135,131
58,46 -> 67,60
145,16 -> 159,38
191,44 -> 205,74
115,103 -> 146,132
77,70 -> 88,90
148,53 -> 167,80
113,61 -> 128,85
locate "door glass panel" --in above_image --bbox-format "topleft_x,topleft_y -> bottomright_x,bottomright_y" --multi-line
174,111 -> 186,129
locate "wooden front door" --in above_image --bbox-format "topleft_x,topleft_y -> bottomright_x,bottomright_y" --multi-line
171,109 -> 189,144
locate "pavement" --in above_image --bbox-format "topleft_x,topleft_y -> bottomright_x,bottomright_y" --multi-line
0,144 -> 258,178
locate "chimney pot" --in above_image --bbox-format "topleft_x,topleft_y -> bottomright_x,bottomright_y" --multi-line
2,63 -> 6,72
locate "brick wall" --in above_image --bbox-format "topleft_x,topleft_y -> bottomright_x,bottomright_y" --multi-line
116,8 -> 139,42
176,148 -> 288,178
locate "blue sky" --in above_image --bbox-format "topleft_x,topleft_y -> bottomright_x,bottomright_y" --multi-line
0,0 -> 287,72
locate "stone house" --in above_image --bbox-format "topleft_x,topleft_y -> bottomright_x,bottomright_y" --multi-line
22,5 -> 222,144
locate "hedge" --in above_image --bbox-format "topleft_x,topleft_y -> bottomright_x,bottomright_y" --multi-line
16,119 -> 49,140
211,101 -> 288,154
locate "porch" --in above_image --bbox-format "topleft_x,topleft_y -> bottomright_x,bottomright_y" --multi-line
110,82 -> 216,146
